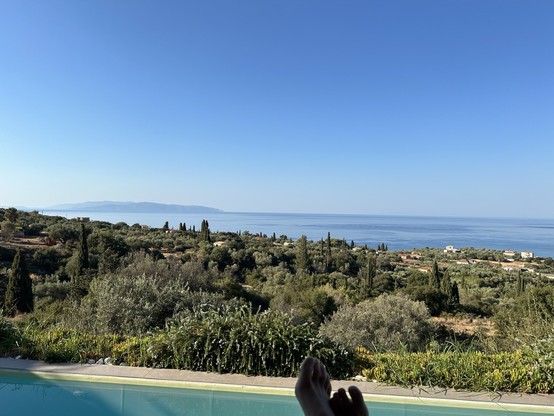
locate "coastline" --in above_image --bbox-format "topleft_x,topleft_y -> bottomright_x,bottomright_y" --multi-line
37,210 -> 554,258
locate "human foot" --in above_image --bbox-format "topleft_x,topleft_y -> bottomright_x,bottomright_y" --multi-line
329,387 -> 369,416
295,357 -> 334,416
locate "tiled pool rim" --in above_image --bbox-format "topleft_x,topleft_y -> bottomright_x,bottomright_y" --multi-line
1,358 -> 552,414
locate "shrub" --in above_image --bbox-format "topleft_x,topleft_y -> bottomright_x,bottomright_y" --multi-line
32,248 -> 62,275
493,286 -> 554,351
406,286 -> 448,316
24,223 -> 46,237
33,277 -> 70,308
0,317 -> 23,356
2,314 -> 149,364
149,304 -> 352,378
320,293 -> 435,352
119,251 -> 214,292
269,284 -> 337,325
65,274 -> 231,335
358,348 -> 554,393
24,327 -> 124,363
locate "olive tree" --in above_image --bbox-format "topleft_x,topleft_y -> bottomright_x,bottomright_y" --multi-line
320,293 -> 435,352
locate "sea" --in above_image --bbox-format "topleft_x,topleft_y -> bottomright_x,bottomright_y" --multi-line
41,211 -> 554,258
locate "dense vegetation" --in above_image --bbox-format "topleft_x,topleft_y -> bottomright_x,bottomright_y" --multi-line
1,208 -> 554,392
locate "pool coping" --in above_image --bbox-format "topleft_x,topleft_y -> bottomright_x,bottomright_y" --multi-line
1,358 -> 552,412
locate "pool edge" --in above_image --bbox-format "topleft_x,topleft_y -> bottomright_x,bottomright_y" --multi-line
1,366 -> 552,414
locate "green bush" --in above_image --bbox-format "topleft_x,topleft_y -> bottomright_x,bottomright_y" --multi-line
358,348 -> 553,393
21,325 -> 125,363
1,315 -> 151,364
149,304 -> 352,378
493,286 -> 554,351
105,336 -> 152,366
321,293 -> 435,352
0,317 -> 23,356
6,305 -> 351,378
67,279 -> 232,335
269,284 -> 337,325
33,278 -> 70,308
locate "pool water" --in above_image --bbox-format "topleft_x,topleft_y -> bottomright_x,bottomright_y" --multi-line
0,371 -> 549,416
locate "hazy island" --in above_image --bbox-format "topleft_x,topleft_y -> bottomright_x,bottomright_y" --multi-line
1,207 -> 554,394
42,201 -> 222,214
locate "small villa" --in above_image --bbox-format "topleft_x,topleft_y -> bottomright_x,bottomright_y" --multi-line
444,245 -> 460,253
400,252 -> 423,261
521,251 -> 534,259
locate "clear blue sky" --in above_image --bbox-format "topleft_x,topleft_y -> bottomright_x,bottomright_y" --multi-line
1,0 -> 553,217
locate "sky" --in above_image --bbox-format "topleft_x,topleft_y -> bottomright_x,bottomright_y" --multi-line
1,0 -> 553,217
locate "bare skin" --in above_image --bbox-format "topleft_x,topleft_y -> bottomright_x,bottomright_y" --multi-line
295,357 -> 369,416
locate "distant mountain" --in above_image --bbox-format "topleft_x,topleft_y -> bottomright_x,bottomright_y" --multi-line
44,201 -> 222,213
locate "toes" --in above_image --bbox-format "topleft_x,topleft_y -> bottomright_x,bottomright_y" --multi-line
330,388 -> 349,413
329,393 -> 342,414
337,388 -> 348,401
316,360 -> 327,383
348,386 -> 369,416
299,357 -> 316,381
296,357 -> 316,396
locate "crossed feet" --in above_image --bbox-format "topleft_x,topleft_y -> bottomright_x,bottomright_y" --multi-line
295,357 -> 369,416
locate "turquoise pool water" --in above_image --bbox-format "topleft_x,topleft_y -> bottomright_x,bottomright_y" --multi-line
0,371 -> 549,416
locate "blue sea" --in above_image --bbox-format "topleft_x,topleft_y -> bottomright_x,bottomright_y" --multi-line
43,211 -> 554,258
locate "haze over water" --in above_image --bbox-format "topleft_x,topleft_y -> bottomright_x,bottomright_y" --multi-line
45,211 -> 554,258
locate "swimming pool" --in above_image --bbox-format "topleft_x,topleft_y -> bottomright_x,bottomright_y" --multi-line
1,370 -> 550,416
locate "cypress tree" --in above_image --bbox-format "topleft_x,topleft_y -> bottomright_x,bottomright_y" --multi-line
378,243 -> 387,251
366,252 -> 376,292
296,235 -> 309,276
430,261 -> 441,289
326,232 -> 332,271
516,270 -> 525,296
77,223 -> 89,275
4,249 -> 33,315
450,281 -> 460,305
441,269 -> 452,295
198,219 -> 211,242
205,220 -> 211,242
70,223 -> 90,300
